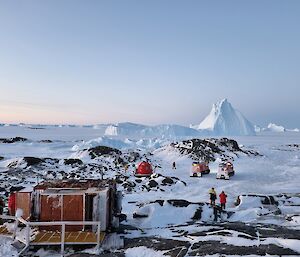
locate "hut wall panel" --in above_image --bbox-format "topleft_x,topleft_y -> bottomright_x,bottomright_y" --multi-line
16,192 -> 31,220
40,195 -> 62,231
63,195 -> 83,231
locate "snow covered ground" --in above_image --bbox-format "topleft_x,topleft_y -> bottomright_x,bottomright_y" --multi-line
0,126 -> 299,256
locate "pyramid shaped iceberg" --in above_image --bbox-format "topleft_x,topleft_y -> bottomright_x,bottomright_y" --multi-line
192,99 -> 256,136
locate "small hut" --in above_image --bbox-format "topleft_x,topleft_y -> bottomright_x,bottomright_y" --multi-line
15,179 -> 122,232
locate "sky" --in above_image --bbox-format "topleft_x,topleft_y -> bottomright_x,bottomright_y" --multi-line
0,1 -> 299,127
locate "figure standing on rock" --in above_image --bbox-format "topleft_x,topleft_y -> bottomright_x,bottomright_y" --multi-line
209,187 -> 217,206
219,191 -> 227,210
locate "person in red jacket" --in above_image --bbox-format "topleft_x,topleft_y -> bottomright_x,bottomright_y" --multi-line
219,191 -> 227,210
8,192 -> 16,216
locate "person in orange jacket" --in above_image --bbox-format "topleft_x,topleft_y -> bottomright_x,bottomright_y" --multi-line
219,191 -> 227,210
8,192 -> 16,216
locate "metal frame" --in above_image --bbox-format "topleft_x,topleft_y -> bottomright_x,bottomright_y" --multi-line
1,216 -> 101,256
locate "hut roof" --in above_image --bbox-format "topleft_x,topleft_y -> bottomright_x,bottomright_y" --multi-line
34,179 -> 115,190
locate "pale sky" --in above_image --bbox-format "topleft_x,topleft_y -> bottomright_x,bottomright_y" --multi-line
0,1 -> 299,127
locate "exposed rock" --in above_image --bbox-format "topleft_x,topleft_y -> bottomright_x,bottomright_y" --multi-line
167,199 -> 191,207
124,237 -> 190,257
64,158 -> 83,165
122,181 -> 136,191
189,240 -> 298,256
39,139 -> 53,143
148,180 -> 158,188
0,137 -> 27,143
0,156 -> 3,161
88,146 -> 122,159
169,138 -> 261,162
192,207 -> 202,220
161,177 -> 174,185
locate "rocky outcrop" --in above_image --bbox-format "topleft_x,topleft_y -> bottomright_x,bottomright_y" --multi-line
88,146 -> 122,159
64,158 -> 83,165
0,137 -> 27,143
168,138 -> 261,162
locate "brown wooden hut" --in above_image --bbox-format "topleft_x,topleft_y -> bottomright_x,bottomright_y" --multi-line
15,179 -> 122,232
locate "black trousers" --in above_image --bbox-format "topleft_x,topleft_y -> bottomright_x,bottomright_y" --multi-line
221,203 -> 226,209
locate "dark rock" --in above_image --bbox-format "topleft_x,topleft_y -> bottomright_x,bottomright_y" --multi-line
192,207 -> 202,220
23,157 -> 43,166
153,200 -> 164,206
123,181 -> 136,188
39,139 -> 53,143
118,213 -> 127,222
122,181 -> 136,192
64,158 -> 83,165
148,180 -> 158,188
116,177 -> 124,184
167,199 -> 191,207
125,237 -> 190,257
170,138 -> 261,162
88,146 -> 122,159
161,177 -> 174,185
0,156 -> 3,161
189,240 -> 298,256
135,179 -> 142,183
287,144 -> 300,148
0,137 -> 27,143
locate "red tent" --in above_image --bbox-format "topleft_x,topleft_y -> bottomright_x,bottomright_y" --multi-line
135,161 -> 153,177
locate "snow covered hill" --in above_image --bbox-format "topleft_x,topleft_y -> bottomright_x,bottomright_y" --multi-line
192,99 -> 256,136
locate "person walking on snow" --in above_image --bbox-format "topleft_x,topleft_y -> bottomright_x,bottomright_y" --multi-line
209,187 -> 217,206
172,161 -> 176,170
219,191 -> 227,210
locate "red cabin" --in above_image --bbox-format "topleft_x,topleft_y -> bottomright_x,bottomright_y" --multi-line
135,161 -> 153,177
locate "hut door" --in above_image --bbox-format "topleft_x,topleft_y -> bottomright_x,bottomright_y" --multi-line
63,195 -> 83,231
40,195 -> 62,230
40,195 -> 62,221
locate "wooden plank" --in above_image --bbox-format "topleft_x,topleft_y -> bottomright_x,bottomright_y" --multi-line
31,230 -> 106,244
33,231 -> 47,242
